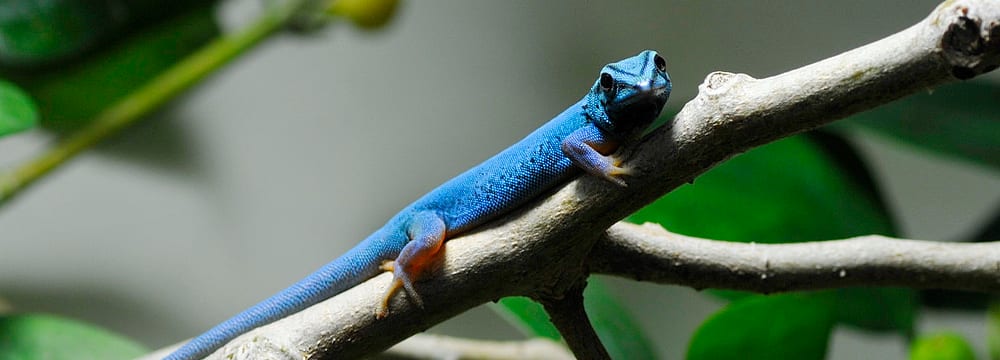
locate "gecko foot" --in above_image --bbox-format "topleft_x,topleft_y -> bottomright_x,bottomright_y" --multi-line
377,212 -> 444,318
376,260 -> 427,319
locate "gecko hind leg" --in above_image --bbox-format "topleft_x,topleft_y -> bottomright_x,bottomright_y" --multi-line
377,212 -> 446,319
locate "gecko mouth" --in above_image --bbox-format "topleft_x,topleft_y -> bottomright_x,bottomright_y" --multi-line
624,101 -> 664,123
616,86 -> 669,117
622,84 -> 669,103
605,87 -> 669,136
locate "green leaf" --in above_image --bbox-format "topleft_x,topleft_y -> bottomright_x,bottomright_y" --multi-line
909,332 -> 977,360
494,297 -> 561,340
629,134 -> 895,242
0,0 -> 211,65
845,81 -> 1000,170
0,0 -> 119,65
0,313 -> 146,360
7,3 -> 219,132
687,293 -> 836,360
493,278 -> 657,359
0,80 -> 38,137
989,301 -> 1000,360
836,288 -> 917,338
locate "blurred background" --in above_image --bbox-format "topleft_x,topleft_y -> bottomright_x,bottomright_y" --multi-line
1,0 -> 998,358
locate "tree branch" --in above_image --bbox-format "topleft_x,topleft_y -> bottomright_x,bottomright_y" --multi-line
140,334 -> 573,360
591,222 -> 1000,293
375,334 -> 573,360
144,1 -> 1000,358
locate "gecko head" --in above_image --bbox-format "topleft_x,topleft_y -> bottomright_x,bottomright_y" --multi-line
584,50 -> 672,140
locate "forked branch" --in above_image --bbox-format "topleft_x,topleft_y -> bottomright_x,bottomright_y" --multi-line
140,1 -> 1000,358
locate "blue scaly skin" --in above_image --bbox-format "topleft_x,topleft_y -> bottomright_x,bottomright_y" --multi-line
164,50 -> 671,360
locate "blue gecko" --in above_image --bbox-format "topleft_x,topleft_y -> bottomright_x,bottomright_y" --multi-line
164,50 -> 671,360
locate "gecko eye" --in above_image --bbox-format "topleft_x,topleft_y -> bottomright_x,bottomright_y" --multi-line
653,54 -> 666,72
599,73 -> 614,92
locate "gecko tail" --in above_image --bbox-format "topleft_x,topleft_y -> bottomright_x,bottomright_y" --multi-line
162,236 -> 389,360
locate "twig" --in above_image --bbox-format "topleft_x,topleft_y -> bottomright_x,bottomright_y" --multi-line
143,1 -> 1000,358
591,222 -> 1000,293
539,281 -> 610,360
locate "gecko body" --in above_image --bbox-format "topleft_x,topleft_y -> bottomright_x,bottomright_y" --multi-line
165,50 -> 671,360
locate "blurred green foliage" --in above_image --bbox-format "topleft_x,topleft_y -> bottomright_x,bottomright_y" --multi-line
0,0 -> 209,66
495,279 -> 657,359
1,2 -> 219,132
688,293 -> 836,360
0,79 -> 36,136
845,81 -> 1000,170
909,332 -> 977,360
0,313 -> 146,360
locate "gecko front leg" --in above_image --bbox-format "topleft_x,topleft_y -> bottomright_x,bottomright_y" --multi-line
561,125 -> 630,186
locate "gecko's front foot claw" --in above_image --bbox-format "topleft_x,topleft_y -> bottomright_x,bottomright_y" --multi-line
604,173 -> 628,187
604,161 -> 632,187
